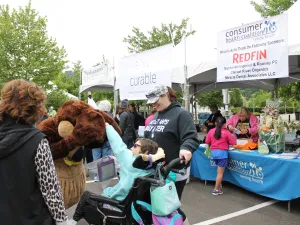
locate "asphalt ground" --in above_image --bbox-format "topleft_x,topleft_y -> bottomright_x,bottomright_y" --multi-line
67,174 -> 300,225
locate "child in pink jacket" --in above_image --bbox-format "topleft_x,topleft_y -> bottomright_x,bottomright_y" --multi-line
206,117 -> 236,195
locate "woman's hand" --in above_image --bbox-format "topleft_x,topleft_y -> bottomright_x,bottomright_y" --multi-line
105,122 -> 109,127
179,150 -> 192,164
228,125 -> 234,132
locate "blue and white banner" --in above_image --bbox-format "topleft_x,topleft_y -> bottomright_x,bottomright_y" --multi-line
217,14 -> 288,82
117,44 -> 173,100
191,146 -> 300,201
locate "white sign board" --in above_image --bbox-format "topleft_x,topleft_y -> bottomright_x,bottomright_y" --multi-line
217,14 -> 288,82
117,44 -> 173,100
80,64 -> 114,92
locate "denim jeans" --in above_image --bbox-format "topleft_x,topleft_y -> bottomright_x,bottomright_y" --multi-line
92,147 -> 113,161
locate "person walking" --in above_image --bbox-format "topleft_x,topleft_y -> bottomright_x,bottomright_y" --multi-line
206,116 -> 236,195
144,85 -> 199,224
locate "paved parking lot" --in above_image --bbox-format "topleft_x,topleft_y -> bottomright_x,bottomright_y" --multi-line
67,175 -> 300,225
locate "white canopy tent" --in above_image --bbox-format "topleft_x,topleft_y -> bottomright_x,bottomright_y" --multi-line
79,63 -> 114,93
78,1 -> 300,108
173,1 -> 300,96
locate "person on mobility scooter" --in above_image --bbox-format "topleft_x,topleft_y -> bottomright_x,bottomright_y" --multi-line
71,123 -> 187,225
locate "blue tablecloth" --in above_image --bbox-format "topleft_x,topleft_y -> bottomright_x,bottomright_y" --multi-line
191,146 -> 300,201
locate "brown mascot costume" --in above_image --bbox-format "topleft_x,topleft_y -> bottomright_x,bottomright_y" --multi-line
38,100 -> 121,209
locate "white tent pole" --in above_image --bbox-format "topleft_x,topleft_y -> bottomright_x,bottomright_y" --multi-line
113,57 -> 118,117
222,89 -> 229,118
78,70 -> 82,100
183,35 -> 190,112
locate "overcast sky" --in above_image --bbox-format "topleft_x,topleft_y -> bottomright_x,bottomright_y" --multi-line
0,0 -> 262,68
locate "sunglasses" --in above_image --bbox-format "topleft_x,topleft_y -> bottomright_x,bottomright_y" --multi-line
133,143 -> 141,148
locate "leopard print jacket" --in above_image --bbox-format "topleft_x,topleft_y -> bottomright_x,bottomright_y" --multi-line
34,138 -> 68,223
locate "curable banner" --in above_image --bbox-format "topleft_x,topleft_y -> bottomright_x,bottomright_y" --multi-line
117,44 -> 172,100
217,14 -> 288,82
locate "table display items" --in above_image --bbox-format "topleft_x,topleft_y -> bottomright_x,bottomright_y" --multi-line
258,101 -> 285,154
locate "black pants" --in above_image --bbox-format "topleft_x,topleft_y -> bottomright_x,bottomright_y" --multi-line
84,147 -> 93,164
175,179 -> 187,221
175,179 -> 187,200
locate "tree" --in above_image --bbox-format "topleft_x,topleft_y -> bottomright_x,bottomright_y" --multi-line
249,90 -> 272,108
279,82 -> 300,101
240,88 -> 260,99
55,60 -> 81,97
196,90 -> 223,108
0,2 -> 67,88
123,18 -> 196,53
229,89 -> 243,107
93,91 -> 114,104
251,0 -> 297,17
251,0 -> 299,103
46,89 -> 70,110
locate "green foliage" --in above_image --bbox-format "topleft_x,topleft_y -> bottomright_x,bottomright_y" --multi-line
249,90 -> 272,108
0,2 -> 67,88
196,90 -> 223,108
55,61 -> 81,97
46,89 -> 70,110
176,90 -> 183,101
279,82 -> 300,102
251,0 -> 297,17
251,0 -> 299,105
123,18 -> 196,53
93,91 -> 114,103
128,100 -> 145,111
229,89 -> 243,107
240,88 -> 260,98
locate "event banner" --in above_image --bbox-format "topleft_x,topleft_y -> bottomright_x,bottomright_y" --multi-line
217,14 -> 288,82
117,44 -> 172,100
80,64 -> 114,92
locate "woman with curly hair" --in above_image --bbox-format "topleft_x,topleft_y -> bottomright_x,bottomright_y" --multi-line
0,80 -> 72,225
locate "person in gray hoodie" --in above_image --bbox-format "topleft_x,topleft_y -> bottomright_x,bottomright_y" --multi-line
144,85 -> 199,225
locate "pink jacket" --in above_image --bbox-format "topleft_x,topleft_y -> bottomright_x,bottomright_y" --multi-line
226,113 -> 259,143
145,113 -> 155,127
206,128 -> 236,150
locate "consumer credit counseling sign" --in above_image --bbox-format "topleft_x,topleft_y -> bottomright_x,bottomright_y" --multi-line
217,14 -> 288,82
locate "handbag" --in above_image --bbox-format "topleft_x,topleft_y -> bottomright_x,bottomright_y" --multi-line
97,156 -> 116,182
150,164 -> 181,216
131,201 -> 183,225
